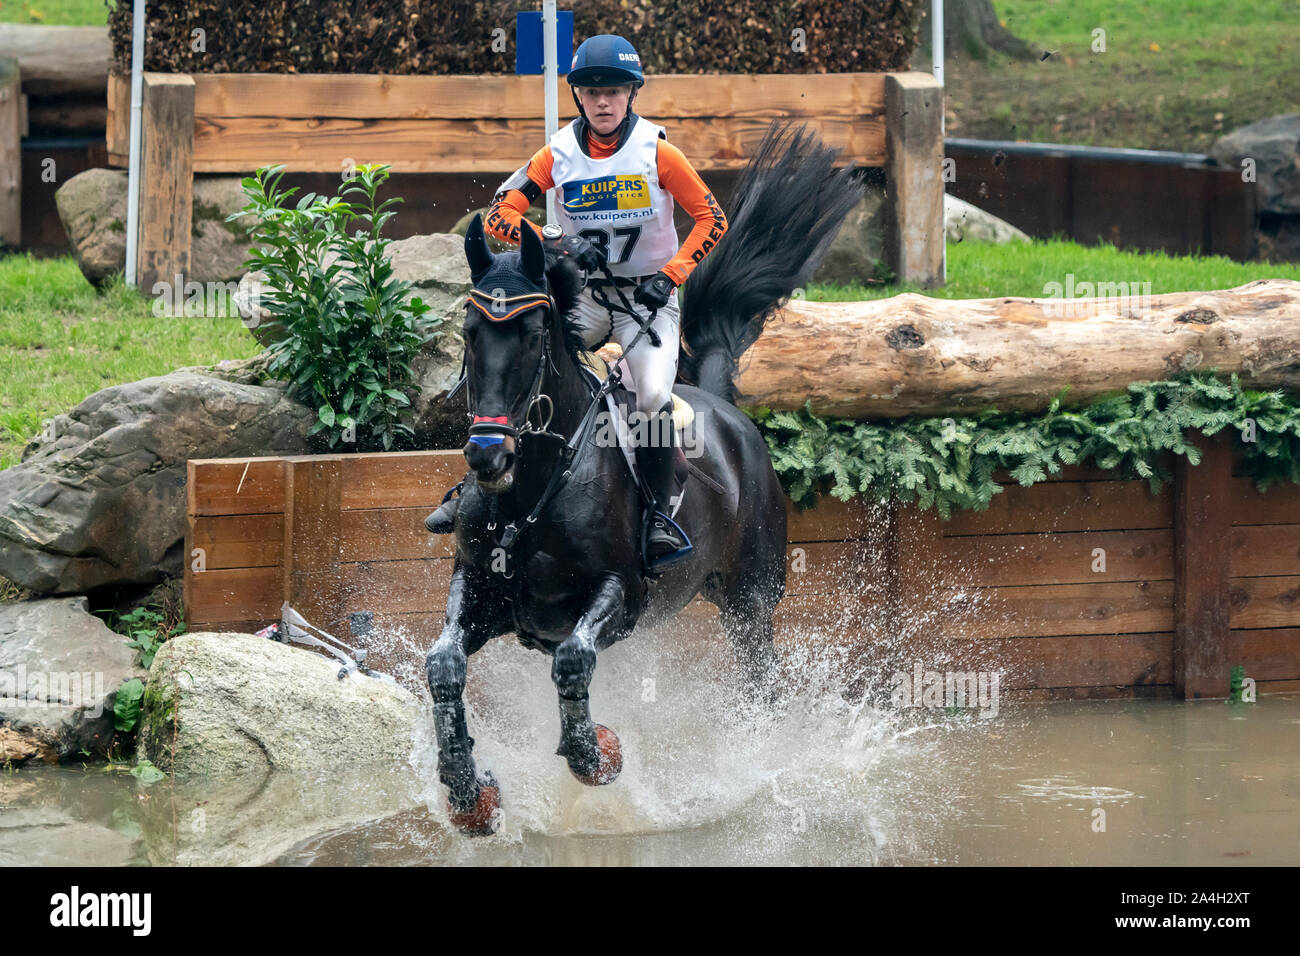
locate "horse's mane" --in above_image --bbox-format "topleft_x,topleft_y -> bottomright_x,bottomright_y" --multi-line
543,254 -> 590,365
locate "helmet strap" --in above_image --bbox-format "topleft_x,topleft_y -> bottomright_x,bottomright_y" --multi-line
571,86 -> 637,139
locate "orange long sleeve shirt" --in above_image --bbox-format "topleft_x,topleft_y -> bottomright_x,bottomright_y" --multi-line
484,128 -> 728,287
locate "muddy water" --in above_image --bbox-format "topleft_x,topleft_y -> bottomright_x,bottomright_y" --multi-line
4,621 -> 1298,866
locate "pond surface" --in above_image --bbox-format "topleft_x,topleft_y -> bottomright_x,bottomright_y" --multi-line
4,624 -> 1298,866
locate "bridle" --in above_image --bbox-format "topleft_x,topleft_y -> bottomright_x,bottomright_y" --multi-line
463,287 -> 565,447
451,269 -> 663,561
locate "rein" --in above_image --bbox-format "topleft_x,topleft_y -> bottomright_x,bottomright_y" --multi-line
458,280 -> 661,557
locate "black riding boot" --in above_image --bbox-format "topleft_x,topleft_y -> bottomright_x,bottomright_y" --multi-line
424,481 -> 463,534
635,403 -> 692,569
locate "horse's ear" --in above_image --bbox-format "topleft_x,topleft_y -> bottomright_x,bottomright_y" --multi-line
464,213 -> 494,283
520,221 -> 546,284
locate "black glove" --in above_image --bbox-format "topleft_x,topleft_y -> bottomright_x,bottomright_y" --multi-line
542,233 -> 607,273
634,271 -> 675,310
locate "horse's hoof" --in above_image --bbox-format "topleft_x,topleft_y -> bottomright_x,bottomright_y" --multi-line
572,724 -> 623,786
447,784 -> 501,836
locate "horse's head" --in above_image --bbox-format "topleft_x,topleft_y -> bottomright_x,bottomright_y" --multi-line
461,213 -> 555,492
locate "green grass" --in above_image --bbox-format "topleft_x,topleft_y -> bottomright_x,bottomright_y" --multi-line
806,235 -> 1300,302
942,0 -> 1299,152
0,254 -> 261,469
3,238 -> 1298,472
0,0 -> 108,25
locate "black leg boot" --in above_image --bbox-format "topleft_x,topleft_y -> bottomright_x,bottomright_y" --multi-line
635,403 -> 692,569
424,481 -> 464,534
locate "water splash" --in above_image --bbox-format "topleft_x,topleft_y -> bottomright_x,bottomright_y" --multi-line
352,603 -> 998,864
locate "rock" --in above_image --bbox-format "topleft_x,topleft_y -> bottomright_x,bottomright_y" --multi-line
54,169 -> 260,288
189,176 -> 261,281
138,633 -> 424,777
172,351 -> 274,387
451,205 -> 547,253
812,189 -> 886,285
1210,114 -> 1300,216
811,191 -> 1028,285
945,194 -> 1030,244
53,168 -> 127,287
0,371 -> 314,594
0,596 -> 147,764
411,324 -> 469,449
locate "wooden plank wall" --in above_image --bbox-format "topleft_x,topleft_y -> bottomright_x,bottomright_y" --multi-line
185,447 -> 1300,699
108,72 -> 891,174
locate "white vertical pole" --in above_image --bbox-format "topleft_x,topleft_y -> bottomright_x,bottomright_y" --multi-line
932,0 -> 946,282
125,0 -> 146,288
542,0 -> 558,225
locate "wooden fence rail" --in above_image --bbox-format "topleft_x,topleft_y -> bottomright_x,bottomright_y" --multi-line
106,70 -> 944,292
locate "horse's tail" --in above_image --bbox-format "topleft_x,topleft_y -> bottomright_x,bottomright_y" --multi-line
678,121 -> 866,405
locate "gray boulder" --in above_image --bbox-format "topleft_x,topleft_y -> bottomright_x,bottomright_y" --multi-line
812,189 -> 887,285
0,371 -> 314,594
451,204 -> 547,252
190,176 -> 261,281
53,168 -> 127,287
0,595 -> 147,764
812,191 -> 1028,285
945,194 -> 1031,244
1210,114 -> 1300,216
54,169 -> 259,287
138,632 -> 424,777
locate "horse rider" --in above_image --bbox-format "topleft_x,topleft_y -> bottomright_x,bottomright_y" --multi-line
426,33 -> 729,568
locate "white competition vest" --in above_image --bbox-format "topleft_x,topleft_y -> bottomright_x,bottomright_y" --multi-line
549,116 -> 678,278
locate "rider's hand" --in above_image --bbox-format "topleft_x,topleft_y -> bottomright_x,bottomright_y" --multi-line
634,271 -> 675,310
542,232 -> 607,273
569,237 -> 607,273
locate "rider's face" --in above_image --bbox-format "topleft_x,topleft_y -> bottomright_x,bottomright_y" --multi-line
576,85 -> 633,137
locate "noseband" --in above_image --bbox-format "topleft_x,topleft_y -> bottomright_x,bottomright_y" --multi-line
465,287 -> 563,447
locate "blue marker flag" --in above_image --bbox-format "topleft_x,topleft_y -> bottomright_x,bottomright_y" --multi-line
515,10 -> 574,75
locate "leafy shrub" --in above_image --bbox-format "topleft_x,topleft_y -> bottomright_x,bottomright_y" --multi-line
233,164 -> 439,451
114,678 -> 145,732
108,606 -> 186,670
751,372 -> 1300,516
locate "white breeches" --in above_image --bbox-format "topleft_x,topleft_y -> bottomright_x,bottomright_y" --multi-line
568,285 -> 681,416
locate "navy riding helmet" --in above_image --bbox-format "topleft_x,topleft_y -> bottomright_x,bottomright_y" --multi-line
567,34 -> 645,127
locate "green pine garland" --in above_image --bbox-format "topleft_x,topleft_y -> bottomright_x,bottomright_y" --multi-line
747,372 -> 1300,516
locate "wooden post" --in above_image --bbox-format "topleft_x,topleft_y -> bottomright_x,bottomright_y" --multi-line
883,71 -> 944,288
136,72 -> 194,295
283,456 -> 345,639
1173,429 -> 1233,699
0,57 -> 20,249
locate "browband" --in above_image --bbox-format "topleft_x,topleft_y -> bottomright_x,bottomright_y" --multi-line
467,288 -> 554,322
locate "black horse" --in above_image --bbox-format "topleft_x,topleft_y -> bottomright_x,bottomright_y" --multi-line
426,122 -> 865,835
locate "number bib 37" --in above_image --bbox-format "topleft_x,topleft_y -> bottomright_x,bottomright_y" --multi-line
549,116 -> 680,278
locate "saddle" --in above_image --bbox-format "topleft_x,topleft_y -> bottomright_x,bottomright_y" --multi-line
575,349 -> 722,520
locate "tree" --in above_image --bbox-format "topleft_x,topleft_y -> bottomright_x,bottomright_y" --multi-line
919,0 -> 1040,65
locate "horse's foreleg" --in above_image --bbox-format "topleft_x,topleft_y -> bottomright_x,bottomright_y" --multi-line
552,573 -> 629,785
426,566 -> 510,832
